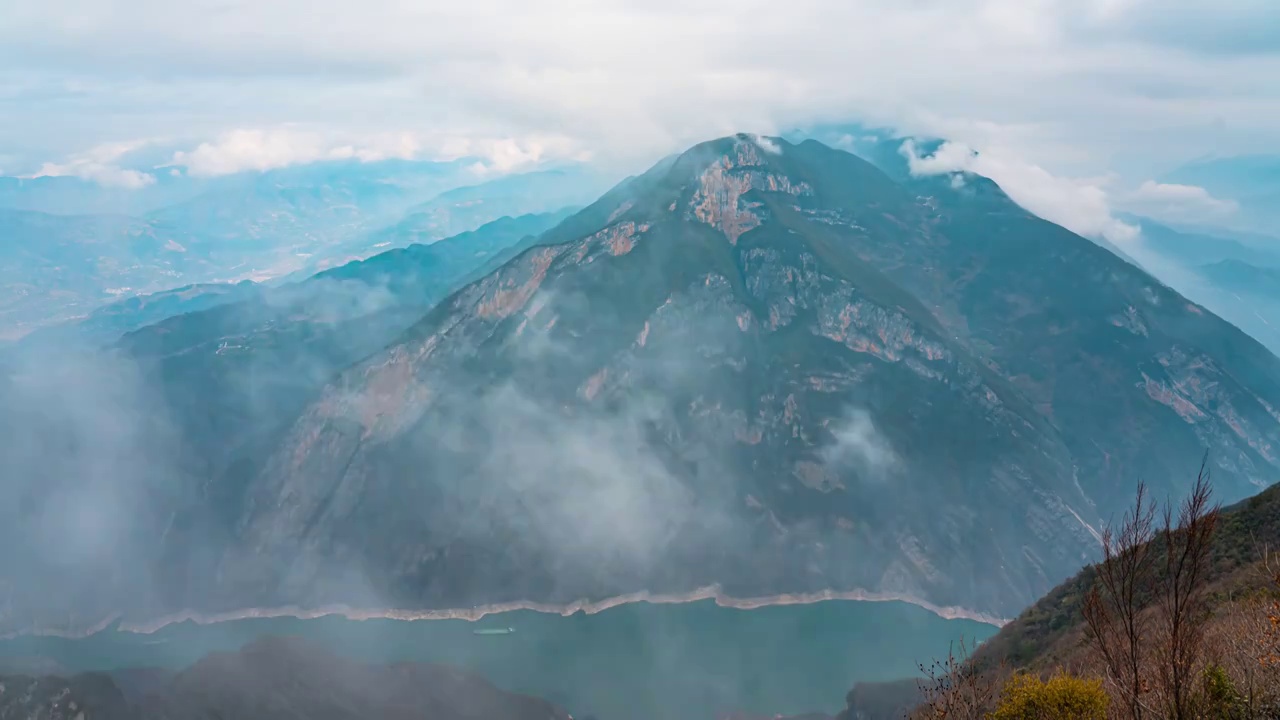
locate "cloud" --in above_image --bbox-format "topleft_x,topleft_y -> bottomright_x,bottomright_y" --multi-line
1118,180 -> 1240,224
29,139 -> 156,188
442,135 -> 592,176
168,128 -> 426,176
745,134 -> 782,155
2,0 -> 1279,182
901,138 -> 1140,244
821,407 -> 899,481
157,127 -> 589,177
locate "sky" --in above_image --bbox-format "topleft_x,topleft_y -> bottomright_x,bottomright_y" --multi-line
3,0 -> 1279,221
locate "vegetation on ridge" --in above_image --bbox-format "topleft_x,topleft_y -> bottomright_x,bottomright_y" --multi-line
838,460 -> 1280,719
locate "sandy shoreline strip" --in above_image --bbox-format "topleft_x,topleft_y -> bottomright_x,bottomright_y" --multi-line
102,585 -> 1007,636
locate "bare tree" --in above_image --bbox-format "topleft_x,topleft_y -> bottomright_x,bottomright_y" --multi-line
1154,459 -> 1220,720
1206,597 -> 1275,719
1082,480 -> 1158,720
911,637 -> 1001,720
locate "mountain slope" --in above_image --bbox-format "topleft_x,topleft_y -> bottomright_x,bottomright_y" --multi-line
833,481 -> 1280,720
115,210 -> 572,484
15,280 -> 265,351
202,136 -> 1280,622
974,481 -> 1280,673
0,213 -> 568,634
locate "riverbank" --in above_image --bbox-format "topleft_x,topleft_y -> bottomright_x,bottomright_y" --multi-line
114,584 -> 1007,636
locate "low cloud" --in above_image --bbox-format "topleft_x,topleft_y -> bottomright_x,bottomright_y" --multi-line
169,127 -> 426,176
155,127 -> 590,178
30,139 -> 156,188
447,135 -> 592,176
901,138 -> 1140,245
7,0 -> 1280,185
1118,180 -> 1240,225
745,134 -> 782,155
821,407 -> 899,481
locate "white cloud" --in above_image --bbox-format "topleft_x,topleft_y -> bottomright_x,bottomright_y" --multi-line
163,127 -> 587,177
2,0 -> 1278,182
30,139 -> 155,188
439,135 -> 591,176
902,139 -> 1140,244
745,134 -> 783,155
821,407 -> 899,481
1119,180 -> 1240,224
169,128 -> 425,176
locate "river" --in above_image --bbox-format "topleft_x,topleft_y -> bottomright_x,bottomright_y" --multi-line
0,598 -> 999,719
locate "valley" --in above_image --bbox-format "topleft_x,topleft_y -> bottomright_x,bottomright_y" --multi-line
2,127 -> 1278,719
0,597 -> 997,720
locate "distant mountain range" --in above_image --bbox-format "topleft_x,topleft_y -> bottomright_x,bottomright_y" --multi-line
1198,258 -> 1280,298
1101,215 -> 1280,354
5,134 -> 1279,637
0,161 -> 607,338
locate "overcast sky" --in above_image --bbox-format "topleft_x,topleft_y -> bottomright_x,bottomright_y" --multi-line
3,0 -> 1278,197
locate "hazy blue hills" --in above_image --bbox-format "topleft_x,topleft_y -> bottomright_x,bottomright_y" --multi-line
0,162 -> 599,338
1199,257 -> 1280,298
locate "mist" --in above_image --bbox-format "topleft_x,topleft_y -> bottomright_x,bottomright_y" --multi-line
0,337 -> 186,634
820,406 -> 899,483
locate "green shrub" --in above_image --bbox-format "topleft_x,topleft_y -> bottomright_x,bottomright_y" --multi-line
989,670 -> 1108,720
1201,663 -> 1243,719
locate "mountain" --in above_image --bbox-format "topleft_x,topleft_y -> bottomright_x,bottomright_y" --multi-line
836,479 -> 1280,719
1099,217 -> 1280,354
16,280 -> 265,350
316,209 -> 578,292
0,211 -> 572,636
204,136 -> 1280,622
0,208 -> 216,339
1193,257 -> 1280,353
0,636 -> 571,720
974,482 -> 1280,673
0,163 -> 584,337
10,208 -> 570,353
141,159 -> 481,280
344,168 -> 606,264
1123,215 -> 1280,269
124,210 -> 573,476
1198,258 -> 1280,300
6,134 -> 1280,636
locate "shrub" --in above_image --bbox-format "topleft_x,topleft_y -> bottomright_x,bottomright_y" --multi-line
1200,663 -> 1243,719
989,670 -> 1108,720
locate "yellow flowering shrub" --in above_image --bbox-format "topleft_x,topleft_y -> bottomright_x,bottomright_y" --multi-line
989,671 -> 1108,720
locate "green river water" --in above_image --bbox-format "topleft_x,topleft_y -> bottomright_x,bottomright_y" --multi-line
0,599 -> 998,719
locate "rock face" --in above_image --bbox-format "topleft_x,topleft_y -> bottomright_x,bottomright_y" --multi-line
6,135 -> 1280,632
0,637 -> 571,720
203,136 -> 1280,619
